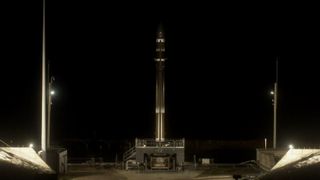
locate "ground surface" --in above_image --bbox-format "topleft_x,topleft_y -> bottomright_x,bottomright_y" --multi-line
59,164 -> 263,180
60,166 -> 200,180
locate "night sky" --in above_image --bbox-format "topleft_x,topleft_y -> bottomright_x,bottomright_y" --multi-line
1,1 -> 320,148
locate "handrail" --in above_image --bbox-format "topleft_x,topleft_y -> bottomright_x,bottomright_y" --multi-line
0,139 -> 10,147
135,138 -> 185,148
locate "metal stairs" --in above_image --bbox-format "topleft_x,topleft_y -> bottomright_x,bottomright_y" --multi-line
123,146 -> 136,162
122,146 -> 137,170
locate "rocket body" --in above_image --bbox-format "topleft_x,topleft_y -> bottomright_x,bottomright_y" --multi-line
155,27 -> 166,142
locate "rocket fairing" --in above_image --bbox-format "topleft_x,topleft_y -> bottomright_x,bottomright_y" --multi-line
155,26 -> 166,142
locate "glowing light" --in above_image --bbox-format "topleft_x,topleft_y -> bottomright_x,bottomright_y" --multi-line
156,38 -> 165,43
50,90 -> 55,95
29,143 -> 34,148
289,144 -> 294,149
270,91 -> 274,95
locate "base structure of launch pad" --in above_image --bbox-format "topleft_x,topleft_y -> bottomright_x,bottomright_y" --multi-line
123,138 -> 185,170
128,138 -> 185,170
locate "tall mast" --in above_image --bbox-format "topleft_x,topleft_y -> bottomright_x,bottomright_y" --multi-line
41,0 -> 47,152
273,58 -> 279,149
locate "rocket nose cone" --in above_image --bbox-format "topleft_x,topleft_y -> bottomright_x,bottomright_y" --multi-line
157,24 -> 164,38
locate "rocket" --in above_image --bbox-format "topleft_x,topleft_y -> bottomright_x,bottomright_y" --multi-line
155,25 -> 166,142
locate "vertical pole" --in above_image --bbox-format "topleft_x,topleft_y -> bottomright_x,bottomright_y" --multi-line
264,138 -> 267,149
135,138 -> 137,147
273,82 -> 277,149
41,0 -> 47,153
273,59 -> 278,149
47,77 -> 52,150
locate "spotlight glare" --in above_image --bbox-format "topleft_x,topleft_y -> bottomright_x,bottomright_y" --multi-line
289,144 -> 294,149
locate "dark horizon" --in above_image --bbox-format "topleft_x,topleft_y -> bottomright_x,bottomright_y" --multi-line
1,1 -> 320,149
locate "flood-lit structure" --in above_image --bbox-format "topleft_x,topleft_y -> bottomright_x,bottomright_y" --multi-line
123,26 -> 185,170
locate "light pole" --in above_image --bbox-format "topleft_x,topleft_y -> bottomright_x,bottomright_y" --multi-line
47,76 -> 55,150
270,60 -> 278,149
272,82 -> 278,149
41,0 -> 47,154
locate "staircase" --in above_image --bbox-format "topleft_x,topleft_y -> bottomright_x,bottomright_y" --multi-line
123,146 -> 136,162
122,146 -> 137,170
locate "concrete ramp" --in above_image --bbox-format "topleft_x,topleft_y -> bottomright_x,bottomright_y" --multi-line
0,147 -> 54,174
260,149 -> 320,179
272,149 -> 320,170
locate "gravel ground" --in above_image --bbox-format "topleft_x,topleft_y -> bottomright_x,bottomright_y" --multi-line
59,165 -> 201,180
59,164 -> 262,180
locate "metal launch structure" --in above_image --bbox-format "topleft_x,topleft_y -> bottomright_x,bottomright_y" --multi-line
123,26 -> 185,170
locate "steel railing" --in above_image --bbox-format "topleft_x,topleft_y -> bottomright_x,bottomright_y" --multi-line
123,146 -> 136,161
135,138 -> 185,148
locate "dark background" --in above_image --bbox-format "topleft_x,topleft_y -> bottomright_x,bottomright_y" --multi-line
1,1 -> 320,152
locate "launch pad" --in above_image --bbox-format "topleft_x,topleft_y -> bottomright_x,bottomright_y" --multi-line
134,138 -> 185,170
123,25 -> 185,171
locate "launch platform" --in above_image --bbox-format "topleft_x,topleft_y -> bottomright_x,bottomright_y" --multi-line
123,25 -> 185,171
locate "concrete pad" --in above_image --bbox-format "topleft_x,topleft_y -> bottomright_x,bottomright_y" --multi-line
0,147 -> 54,173
272,149 -> 320,170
